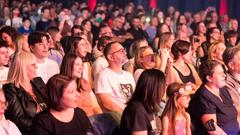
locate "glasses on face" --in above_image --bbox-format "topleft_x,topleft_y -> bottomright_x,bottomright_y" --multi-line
110,48 -> 126,55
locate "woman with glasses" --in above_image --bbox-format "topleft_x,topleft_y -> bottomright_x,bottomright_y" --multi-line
0,89 -> 21,135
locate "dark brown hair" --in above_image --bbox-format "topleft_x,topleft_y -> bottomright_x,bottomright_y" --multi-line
47,74 -> 74,111
127,69 -> 166,113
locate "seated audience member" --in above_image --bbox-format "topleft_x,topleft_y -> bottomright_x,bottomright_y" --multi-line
152,23 -> 172,51
200,27 -> 221,62
167,40 -> 202,91
92,24 -> 114,59
16,35 -> 31,52
46,33 -> 63,66
3,51 -> 48,134
0,26 -> 19,57
60,53 -> 102,116
223,47 -> 240,115
120,69 -> 165,135
35,6 -> 52,31
123,38 -> 148,74
133,46 -> 169,82
30,74 -> 93,135
0,41 -> 9,88
92,36 -> 113,79
47,27 -> 64,56
28,31 -> 59,83
69,36 -> 93,88
228,19 -> 239,32
208,41 -> 226,69
153,32 -> 175,53
94,42 -> 135,112
188,60 -> 239,135
18,17 -> 33,35
162,82 -> 191,135
224,30 -> 238,48
0,89 -> 21,135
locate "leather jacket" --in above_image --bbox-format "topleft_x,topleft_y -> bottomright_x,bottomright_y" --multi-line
3,77 -> 48,135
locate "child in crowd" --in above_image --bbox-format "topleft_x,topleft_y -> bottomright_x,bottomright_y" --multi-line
162,82 -> 192,135
0,89 -> 21,135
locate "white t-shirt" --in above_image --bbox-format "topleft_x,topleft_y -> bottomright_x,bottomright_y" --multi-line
0,119 -> 21,135
94,68 -> 135,109
0,67 -> 9,88
133,68 -> 144,83
5,17 -> 22,29
36,58 -> 59,83
92,56 -> 109,80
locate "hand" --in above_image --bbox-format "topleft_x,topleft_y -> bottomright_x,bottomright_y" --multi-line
159,48 -> 170,61
80,78 -> 91,93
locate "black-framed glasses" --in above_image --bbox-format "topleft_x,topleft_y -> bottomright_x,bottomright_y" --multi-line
110,48 -> 126,55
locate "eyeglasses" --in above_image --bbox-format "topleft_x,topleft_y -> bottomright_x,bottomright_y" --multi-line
110,48 -> 126,55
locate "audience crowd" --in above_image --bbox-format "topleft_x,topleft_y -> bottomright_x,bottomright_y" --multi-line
0,0 -> 240,135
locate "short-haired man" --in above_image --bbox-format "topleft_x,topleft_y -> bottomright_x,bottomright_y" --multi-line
28,31 -> 59,83
223,46 -> 240,114
94,42 -> 135,112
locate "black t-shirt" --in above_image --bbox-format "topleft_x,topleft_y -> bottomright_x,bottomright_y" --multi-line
120,101 -> 161,135
112,28 -> 126,36
30,108 -> 93,135
36,20 -> 52,31
188,85 -> 239,135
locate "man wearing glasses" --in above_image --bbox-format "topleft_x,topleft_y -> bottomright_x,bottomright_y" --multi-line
94,41 -> 135,113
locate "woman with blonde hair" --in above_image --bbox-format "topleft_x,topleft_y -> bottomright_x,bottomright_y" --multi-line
208,41 -> 226,65
3,51 -> 48,134
134,46 -> 169,82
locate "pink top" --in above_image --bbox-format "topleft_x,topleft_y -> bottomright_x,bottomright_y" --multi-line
168,118 -> 186,135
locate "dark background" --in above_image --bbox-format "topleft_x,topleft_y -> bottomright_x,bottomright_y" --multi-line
31,0 -> 240,21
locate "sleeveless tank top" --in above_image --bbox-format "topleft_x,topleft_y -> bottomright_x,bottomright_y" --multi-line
173,63 -> 196,84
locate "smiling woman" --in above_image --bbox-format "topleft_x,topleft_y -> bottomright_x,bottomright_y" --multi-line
2,51 -> 48,135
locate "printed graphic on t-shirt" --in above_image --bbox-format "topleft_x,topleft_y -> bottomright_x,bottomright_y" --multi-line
120,83 -> 133,101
